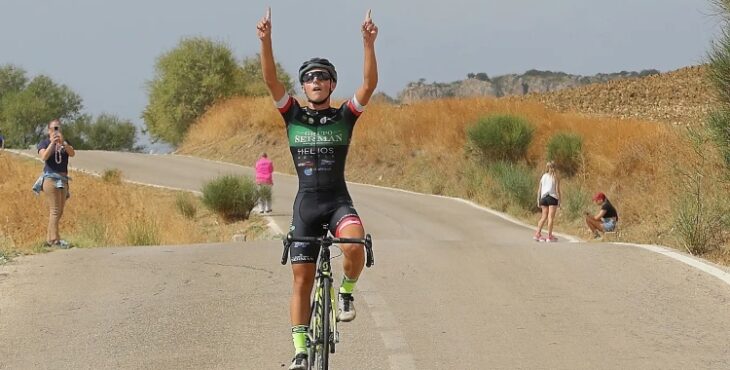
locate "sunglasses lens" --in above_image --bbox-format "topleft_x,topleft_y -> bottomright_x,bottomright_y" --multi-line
304,71 -> 331,82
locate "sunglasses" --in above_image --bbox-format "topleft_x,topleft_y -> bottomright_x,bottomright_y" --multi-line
302,71 -> 332,83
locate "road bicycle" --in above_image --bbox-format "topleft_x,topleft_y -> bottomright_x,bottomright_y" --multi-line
281,231 -> 374,370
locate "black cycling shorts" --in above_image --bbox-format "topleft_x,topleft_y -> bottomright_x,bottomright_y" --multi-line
289,191 -> 362,264
539,195 -> 559,207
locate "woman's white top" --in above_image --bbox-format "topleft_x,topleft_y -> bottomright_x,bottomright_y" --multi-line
539,173 -> 559,199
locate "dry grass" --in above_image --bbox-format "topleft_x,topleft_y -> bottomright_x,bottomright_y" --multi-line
0,151 -> 271,258
178,95 -> 729,264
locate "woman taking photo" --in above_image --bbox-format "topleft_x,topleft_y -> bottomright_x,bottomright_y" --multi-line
36,119 -> 75,248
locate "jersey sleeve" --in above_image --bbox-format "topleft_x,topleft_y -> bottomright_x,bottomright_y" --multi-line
275,94 -> 300,124
342,94 -> 365,124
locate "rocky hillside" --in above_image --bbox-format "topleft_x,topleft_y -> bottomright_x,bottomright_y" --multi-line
397,69 -> 659,103
522,65 -> 712,126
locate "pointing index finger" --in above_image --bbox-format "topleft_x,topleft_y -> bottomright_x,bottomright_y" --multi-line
266,7 -> 271,22
365,9 -> 371,22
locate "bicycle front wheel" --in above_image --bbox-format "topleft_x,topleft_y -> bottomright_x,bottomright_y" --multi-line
318,277 -> 331,369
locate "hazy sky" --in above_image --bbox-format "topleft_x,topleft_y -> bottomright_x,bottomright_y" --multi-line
0,0 -> 720,147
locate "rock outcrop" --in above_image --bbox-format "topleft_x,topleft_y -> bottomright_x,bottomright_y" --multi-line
397,69 -> 660,103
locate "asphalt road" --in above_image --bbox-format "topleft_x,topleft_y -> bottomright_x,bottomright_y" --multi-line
1,150 -> 729,370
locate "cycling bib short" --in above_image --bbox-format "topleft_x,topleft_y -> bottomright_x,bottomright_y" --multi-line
277,95 -> 365,264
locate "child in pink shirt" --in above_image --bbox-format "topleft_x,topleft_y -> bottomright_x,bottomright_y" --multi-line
255,153 -> 274,213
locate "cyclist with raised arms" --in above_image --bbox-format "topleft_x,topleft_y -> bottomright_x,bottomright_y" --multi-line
256,7 -> 378,370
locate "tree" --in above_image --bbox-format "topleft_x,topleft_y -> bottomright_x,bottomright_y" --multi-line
1,90 -> 50,147
143,37 -> 240,146
238,55 -> 293,96
64,113 -> 137,151
475,72 -> 490,81
0,65 -> 27,102
0,73 -> 82,148
24,75 -> 83,122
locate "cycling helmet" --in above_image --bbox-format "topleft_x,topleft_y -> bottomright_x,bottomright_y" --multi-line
298,58 -> 337,84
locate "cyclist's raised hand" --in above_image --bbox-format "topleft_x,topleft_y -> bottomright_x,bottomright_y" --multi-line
361,9 -> 378,44
257,7 -> 272,41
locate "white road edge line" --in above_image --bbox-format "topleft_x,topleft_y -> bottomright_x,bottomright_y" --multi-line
614,243 -> 730,286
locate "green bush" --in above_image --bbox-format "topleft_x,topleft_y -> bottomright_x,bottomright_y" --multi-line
175,193 -> 198,220
202,175 -> 258,222
466,114 -> 534,162
488,161 -> 535,211
125,216 -> 160,246
546,132 -> 583,177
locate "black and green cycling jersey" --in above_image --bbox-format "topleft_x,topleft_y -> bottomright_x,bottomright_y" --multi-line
277,94 -> 366,264
277,95 -> 364,192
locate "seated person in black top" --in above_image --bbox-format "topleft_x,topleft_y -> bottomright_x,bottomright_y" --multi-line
585,192 -> 618,239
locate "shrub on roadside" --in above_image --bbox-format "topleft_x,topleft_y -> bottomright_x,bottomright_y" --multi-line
673,194 -> 729,255
463,162 -> 489,200
202,175 -> 258,222
706,110 -> 730,169
0,235 -> 14,264
561,183 -> 592,221
102,168 -> 122,184
546,132 -> 583,177
466,114 -> 534,162
76,219 -> 110,247
175,193 -> 198,220
125,216 -> 160,246
488,161 -> 535,211
708,0 -> 730,171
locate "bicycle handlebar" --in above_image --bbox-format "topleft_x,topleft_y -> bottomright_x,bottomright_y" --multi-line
281,232 -> 374,268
